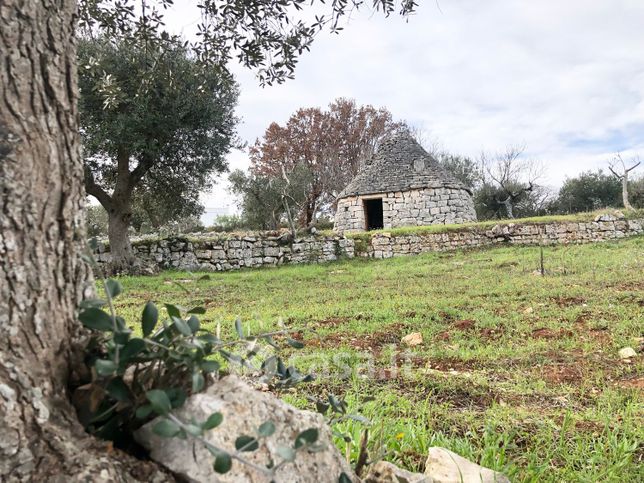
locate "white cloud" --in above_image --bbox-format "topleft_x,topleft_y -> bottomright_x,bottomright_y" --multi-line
162,0 -> 644,223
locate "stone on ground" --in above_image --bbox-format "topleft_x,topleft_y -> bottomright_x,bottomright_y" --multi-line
424,447 -> 510,483
618,347 -> 637,359
363,461 -> 429,482
401,332 -> 423,347
135,375 -> 355,482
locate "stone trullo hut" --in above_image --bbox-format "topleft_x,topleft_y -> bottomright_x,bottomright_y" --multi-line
334,133 -> 477,232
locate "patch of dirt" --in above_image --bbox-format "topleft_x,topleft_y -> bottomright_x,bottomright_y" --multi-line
435,331 -> 451,341
453,319 -> 476,331
541,363 -> 584,384
531,328 -> 573,339
313,316 -> 351,327
573,420 -> 605,434
611,281 -> 644,292
551,295 -> 586,307
314,323 -> 407,352
479,326 -> 505,340
616,375 -> 644,390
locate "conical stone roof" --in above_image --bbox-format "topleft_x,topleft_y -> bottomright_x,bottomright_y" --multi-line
337,133 -> 471,199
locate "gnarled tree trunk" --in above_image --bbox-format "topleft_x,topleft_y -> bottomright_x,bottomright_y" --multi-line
107,202 -> 135,271
0,2 -> 169,481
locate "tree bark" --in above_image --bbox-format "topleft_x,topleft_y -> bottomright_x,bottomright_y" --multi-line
0,2 -> 170,481
107,202 -> 135,271
621,172 -> 633,211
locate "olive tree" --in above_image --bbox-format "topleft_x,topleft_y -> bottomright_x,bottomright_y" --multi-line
79,38 -> 238,270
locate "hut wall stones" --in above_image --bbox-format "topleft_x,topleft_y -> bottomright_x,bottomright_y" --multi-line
335,187 -> 476,232
334,133 -> 477,233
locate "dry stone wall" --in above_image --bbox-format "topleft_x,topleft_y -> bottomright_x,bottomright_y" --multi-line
335,187 -> 477,232
93,217 -> 643,271
94,232 -> 354,271
364,217 -> 643,259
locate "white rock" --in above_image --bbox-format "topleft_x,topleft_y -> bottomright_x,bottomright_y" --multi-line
135,376 -> 355,482
594,213 -> 617,222
424,447 -> 510,483
618,347 -> 637,359
363,461 -> 429,482
401,332 -> 423,347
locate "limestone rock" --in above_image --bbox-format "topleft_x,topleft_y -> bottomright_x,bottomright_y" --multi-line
363,461 -> 429,482
424,447 -> 510,483
135,376 -> 355,482
401,332 -> 423,347
618,347 -> 637,359
594,213 -> 617,222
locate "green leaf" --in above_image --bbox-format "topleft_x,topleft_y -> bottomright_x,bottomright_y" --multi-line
187,315 -> 200,333
121,338 -> 145,361
165,304 -> 182,319
234,318 -> 244,338
79,298 -> 106,309
277,445 -> 296,462
213,452 -> 232,474
339,472 -> 353,483
166,387 -> 187,409
152,418 -> 181,438
294,428 -> 319,449
105,279 -> 122,298
235,435 -> 259,452
146,389 -> 172,415
79,308 -> 114,331
106,377 -> 130,401
95,359 -> 117,376
135,404 -> 153,419
192,372 -> 205,393
173,317 -> 192,336
184,423 -> 202,437
201,360 -> 220,373
286,338 -> 305,349
257,421 -> 275,437
142,301 -> 158,337
202,412 -> 223,430
187,306 -> 206,314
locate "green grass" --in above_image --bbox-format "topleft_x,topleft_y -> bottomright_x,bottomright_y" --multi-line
114,237 -> 643,482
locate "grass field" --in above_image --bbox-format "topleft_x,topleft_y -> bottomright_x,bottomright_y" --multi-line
115,237 -> 643,482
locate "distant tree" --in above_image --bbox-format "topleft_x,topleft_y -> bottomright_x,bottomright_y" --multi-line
629,175 -> 644,209
210,214 -> 247,233
250,98 -> 404,226
437,153 -> 483,190
228,165 -> 312,230
608,154 -> 641,210
86,204 -> 109,238
554,170 -> 621,213
80,38 -> 238,270
479,145 -> 544,219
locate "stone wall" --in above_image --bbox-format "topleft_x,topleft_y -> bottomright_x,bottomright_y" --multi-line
362,217 -> 643,259
93,217 -> 643,271
334,187 -> 477,232
94,233 -> 354,271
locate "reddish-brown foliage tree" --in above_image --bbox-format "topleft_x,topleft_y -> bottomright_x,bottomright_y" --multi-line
249,98 -> 404,226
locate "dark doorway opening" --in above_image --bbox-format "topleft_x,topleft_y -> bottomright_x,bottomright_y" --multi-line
364,198 -> 384,230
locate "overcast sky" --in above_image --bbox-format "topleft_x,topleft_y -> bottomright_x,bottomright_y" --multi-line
165,0 -> 644,223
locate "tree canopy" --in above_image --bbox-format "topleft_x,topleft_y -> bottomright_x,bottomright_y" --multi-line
249,98 -> 404,225
79,37 -> 238,266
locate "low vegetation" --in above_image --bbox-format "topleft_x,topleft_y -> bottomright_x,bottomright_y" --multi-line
114,238 -> 643,482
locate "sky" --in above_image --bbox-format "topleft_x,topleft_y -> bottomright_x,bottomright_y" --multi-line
163,0 -> 644,224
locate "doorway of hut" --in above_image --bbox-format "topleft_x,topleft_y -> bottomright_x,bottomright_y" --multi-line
363,198 -> 384,230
